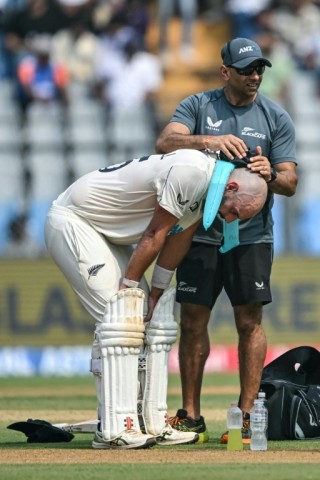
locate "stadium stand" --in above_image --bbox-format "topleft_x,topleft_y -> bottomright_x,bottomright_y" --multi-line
0,1 -> 319,256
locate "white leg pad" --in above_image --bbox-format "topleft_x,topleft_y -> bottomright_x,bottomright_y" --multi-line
139,287 -> 177,436
90,332 -> 103,422
98,288 -> 145,441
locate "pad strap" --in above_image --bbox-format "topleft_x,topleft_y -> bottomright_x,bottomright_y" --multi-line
98,288 -> 146,440
139,287 -> 177,435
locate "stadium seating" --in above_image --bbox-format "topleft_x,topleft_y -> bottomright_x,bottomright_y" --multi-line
0,152 -> 25,252
26,150 -> 69,247
68,149 -> 109,179
297,197 -> 320,254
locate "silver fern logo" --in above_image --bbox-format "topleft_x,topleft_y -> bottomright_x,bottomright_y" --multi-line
88,264 -> 105,279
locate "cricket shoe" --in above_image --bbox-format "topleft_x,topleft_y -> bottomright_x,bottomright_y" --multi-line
92,429 -> 156,450
169,409 -> 209,444
155,424 -> 199,446
220,411 -> 251,445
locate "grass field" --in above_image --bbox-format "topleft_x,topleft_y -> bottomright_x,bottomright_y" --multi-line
1,373 -> 320,479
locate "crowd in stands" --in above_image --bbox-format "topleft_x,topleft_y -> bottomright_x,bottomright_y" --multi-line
0,0 -> 319,256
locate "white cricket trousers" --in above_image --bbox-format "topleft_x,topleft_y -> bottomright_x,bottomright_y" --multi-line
44,204 -> 149,323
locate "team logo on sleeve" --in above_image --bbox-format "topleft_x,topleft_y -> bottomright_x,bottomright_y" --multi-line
177,193 -> 189,205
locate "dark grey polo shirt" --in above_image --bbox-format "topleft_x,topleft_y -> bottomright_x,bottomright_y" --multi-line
171,88 -> 297,245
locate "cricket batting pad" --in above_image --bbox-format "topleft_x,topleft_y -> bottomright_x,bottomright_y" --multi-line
139,287 -> 177,436
96,288 -> 145,441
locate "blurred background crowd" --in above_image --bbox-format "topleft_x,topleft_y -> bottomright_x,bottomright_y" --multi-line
0,0 -> 320,258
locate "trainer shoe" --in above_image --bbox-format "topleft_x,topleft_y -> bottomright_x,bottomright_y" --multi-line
92,429 -> 156,450
155,424 -> 199,446
169,409 -> 210,444
220,411 -> 251,445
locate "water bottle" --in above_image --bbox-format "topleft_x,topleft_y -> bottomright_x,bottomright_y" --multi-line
250,392 -> 268,451
226,401 -> 243,451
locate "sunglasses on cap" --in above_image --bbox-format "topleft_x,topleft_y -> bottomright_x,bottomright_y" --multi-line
230,64 -> 265,76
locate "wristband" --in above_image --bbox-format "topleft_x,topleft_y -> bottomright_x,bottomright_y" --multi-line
204,136 -> 211,150
266,167 -> 278,183
122,277 -> 140,288
151,264 -> 174,290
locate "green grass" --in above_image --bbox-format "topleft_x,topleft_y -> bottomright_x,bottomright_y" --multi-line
1,464 -> 320,480
1,374 -> 320,479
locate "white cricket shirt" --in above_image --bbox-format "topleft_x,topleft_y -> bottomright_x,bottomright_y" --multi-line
54,149 -> 215,244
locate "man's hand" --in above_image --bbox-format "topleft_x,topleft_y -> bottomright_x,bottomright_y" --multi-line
144,287 -> 164,322
205,134 -> 248,159
246,146 -> 273,182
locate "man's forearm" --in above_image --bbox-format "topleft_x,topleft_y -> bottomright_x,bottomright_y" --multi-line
155,221 -> 200,271
156,132 -> 207,154
267,170 -> 298,197
124,234 -> 165,283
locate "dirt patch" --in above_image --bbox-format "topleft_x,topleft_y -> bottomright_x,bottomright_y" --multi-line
4,402 -> 318,465
1,449 -> 320,464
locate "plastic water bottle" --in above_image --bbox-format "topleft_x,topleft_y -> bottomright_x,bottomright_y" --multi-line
226,401 -> 243,451
250,392 -> 268,451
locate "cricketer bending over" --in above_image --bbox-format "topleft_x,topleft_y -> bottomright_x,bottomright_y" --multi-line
44,148 -> 267,450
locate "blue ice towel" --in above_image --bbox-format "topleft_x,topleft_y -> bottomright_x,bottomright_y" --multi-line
203,159 -> 239,253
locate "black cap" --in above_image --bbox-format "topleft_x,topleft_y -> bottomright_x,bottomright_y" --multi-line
221,38 -> 272,68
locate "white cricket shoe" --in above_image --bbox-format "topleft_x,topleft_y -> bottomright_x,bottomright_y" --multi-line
155,424 -> 199,446
92,429 -> 156,450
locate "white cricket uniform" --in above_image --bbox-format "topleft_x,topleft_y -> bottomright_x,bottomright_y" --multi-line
44,149 -> 215,322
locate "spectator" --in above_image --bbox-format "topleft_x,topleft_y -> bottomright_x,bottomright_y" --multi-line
2,0 -> 70,78
93,10 -> 139,71
2,213 -> 45,258
255,30 -> 296,108
56,0 -> 96,31
127,0 -> 151,47
51,18 -> 98,87
300,32 -> 320,95
0,0 -> 26,78
225,0 -> 272,39
90,0 -> 126,33
94,33 -> 163,157
270,0 -> 320,70
95,34 -> 162,111
16,33 -> 69,114
158,0 -> 198,65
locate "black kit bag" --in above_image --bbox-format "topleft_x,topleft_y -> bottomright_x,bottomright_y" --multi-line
259,346 -> 320,440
